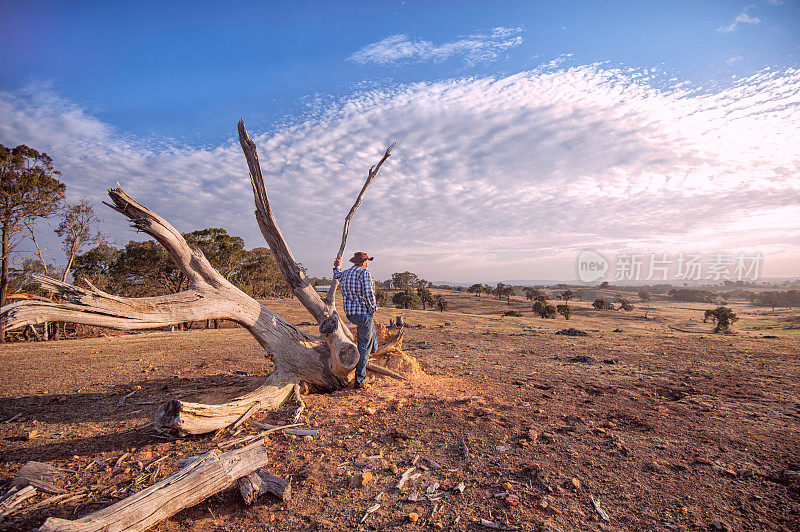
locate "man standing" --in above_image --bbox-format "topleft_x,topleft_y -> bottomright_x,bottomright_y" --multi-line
334,252 -> 378,389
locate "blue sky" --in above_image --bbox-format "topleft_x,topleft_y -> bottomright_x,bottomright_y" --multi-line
1,1 -> 799,282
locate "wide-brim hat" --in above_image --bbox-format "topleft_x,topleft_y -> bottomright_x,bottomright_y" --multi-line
349,251 -> 374,264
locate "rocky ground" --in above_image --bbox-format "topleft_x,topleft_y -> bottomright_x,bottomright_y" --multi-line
0,292 -> 798,531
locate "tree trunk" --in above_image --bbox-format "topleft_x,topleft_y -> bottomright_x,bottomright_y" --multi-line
0,219 -> 8,343
0,122 -> 397,435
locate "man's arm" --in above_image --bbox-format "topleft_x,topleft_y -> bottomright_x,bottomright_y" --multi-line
363,270 -> 377,314
333,259 -> 342,280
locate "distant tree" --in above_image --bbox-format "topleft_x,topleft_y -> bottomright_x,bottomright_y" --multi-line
556,304 -> 573,320
638,289 -> 651,317
754,290 -> 800,311
393,289 -> 421,309
56,199 -> 105,282
593,298 -> 615,310
185,227 -> 244,281
417,287 -> 435,310
482,284 -> 493,297
415,278 -> 428,289
391,271 -> 420,289
614,295 -> 634,312
703,306 -> 739,333
435,294 -> 449,312
533,299 -> 557,318
524,287 -> 544,301
495,283 -> 514,303
375,289 -> 390,307
72,243 -> 123,293
561,290 -> 574,303
0,144 -> 66,342
468,283 -> 484,297
668,288 -> 716,303
599,281 -> 610,289
235,247 -> 290,298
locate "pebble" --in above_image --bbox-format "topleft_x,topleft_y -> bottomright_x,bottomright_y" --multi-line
364,406 -> 376,415
569,477 -> 581,490
408,512 -> 419,522
26,430 -> 39,440
388,463 -> 399,474
505,494 -> 520,506
360,471 -> 373,486
502,481 -> 513,491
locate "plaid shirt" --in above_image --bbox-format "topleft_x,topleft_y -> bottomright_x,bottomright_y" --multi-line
333,265 -> 377,316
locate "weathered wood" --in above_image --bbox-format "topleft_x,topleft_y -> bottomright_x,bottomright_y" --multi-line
367,363 -> 408,381
324,142 -> 395,308
0,485 -> 37,518
39,441 -> 269,532
12,461 -> 65,494
237,468 -> 291,504
0,122 -> 411,435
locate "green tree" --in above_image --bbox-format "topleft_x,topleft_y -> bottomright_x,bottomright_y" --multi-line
392,289 -> 421,309
561,290 -> 574,303
524,287 -> 544,301
235,247 -> 291,298
391,271 -> 420,289
615,295 -> 634,311
556,304 -> 573,320
0,144 -> 66,342
638,289 -> 651,317
435,294 -> 449,312
468,283 -> 484,297
186,228 -> 244,281
599,281 -> 610,289
417,287 -> 435,310
56,199 -> 105,282
593,298 -> 614,310
375,288 -> 390,307
703,306 -> 739,333
72,243 -> 123,292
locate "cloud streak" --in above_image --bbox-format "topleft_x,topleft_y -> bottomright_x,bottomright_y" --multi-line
1,64 -> 799,281
718,11 -> 761,33
348,27 -> 523,66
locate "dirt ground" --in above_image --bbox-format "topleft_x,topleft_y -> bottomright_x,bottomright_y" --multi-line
1,291 -> 798,531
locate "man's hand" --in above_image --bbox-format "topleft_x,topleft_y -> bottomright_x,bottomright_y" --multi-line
334,259 -> 341,267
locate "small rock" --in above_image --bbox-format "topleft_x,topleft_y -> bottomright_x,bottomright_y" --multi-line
502,481 -> 513,491
26,430 -> 39,440
364,406 -> 376,416
303,435 -> 313,442
526,428 -> 539,443
505,494 -> 520,506
568,477 -> 581,490
388,463 -> 399,474
408,512 -> 419,522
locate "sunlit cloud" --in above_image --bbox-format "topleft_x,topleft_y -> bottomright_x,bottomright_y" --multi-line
348,27 -> 524,66
1,64 -> 798,281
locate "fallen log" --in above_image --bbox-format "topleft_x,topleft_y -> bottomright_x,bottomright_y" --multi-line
0,485 -> 37,519
39,440 -> 269,532
237,468 -> 291,504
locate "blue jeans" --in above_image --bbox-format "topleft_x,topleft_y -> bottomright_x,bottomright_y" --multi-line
347,313 -> 377,385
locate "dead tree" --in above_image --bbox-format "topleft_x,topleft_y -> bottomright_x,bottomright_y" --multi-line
0,120 -> 395,435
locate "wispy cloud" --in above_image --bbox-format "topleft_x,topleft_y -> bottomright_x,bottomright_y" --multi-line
718,10 -> 761,33
726,55 -> 744,65
348,26 -> 523,66
2,65 -> 799,281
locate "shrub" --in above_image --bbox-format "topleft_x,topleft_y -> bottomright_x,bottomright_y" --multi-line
703,306 -> 739,333
503,310 -> 523,317
392,289 -> 421,309
593,298 -> 614,310
556,304 -> 573,320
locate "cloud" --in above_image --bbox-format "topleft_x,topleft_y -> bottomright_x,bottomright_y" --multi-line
726,55 -> 744,65
1,64 -> 799,282
348,26 -> 523,66
718,11 -> 762,33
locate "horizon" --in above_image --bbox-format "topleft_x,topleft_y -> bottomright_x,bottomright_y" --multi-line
1,1 -> 799,283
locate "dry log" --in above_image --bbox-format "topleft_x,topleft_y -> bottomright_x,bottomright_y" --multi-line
0,485 -> 37,519
39,440 -> 269,532
0,122 -> 401,435
237,468 -> 291,504
13,461 -> 65,494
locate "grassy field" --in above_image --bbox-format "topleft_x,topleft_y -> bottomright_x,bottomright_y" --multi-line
0,291 -> 798,531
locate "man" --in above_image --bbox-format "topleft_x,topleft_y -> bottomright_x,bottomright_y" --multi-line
333,251 -> 378,389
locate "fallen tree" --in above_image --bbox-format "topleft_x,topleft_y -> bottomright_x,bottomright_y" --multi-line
0,120 -> 399,435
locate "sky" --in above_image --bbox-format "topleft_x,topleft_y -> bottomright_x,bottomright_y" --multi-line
1,0 -> 798,283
